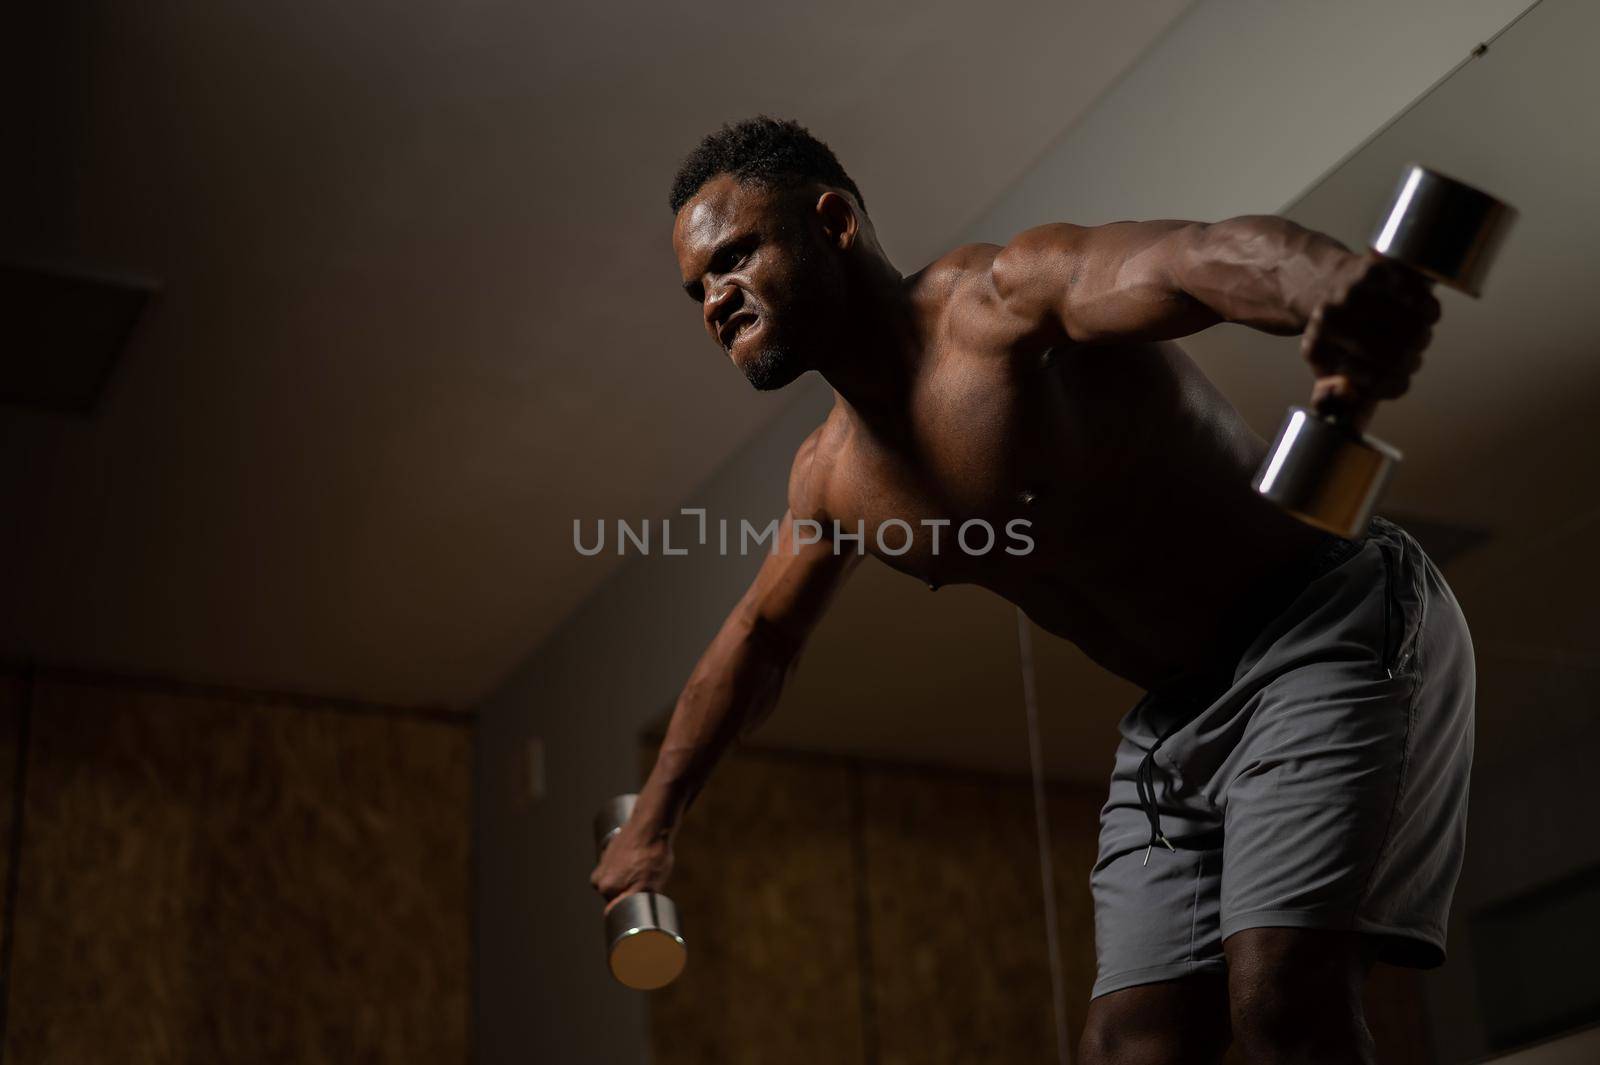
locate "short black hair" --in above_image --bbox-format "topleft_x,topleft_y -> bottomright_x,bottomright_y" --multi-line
668,116 -> 865,215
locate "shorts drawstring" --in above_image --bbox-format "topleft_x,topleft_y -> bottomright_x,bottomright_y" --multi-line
1136,733 -> 1176,866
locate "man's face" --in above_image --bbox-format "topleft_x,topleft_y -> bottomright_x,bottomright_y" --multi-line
673,174 -> 839,391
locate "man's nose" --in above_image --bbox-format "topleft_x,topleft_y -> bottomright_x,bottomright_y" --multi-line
703,282 -> 736,331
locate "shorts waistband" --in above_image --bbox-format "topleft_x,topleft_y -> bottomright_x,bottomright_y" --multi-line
1304,526 -> 1365,582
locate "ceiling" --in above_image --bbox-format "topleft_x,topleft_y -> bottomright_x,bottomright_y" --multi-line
0,0 -> 1194,705
751,0 -> 1600,783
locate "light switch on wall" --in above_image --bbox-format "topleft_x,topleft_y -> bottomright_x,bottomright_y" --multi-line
524,736 -> 546,803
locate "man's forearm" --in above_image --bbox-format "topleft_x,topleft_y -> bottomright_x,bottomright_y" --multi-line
629,610 -> 793,838
1172,215 -> 1356,335
996,216 -> 1362,345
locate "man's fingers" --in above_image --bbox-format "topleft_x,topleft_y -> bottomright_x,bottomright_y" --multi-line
1378,266 -> 1440,320
1303,256 -> 1435,413
1360,257 -> 1434,309
1302,327 -> 1367,377
1307,312 -> 1430,361
1303,327 -> 1428,389
1414,289 -> 1442,323
1312,364 -> 1411,405
1312,374 -> 1358,407
602,890 -> 639,916
590,865 -> 621,901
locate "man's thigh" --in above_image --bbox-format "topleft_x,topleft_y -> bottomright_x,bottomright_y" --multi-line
1196,522 -> 1469,964
1215,564 -> 1471,963
1216,657 -> 1414,940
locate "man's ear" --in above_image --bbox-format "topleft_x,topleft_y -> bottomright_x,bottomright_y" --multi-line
813,190 -> 859,251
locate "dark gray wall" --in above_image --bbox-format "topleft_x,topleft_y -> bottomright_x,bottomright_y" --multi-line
1427,678 -> 1600,1061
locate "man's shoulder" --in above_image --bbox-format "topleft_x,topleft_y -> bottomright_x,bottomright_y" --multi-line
785,413 -> 845,522
911,242 -> 1005,306
913,240 -> 1064,361
916,228 -> 1085,300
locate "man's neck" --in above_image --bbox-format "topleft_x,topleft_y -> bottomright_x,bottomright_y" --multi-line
816,263 -> 920,420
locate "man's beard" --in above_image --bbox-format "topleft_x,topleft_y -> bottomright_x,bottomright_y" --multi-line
741,342 -> 806,391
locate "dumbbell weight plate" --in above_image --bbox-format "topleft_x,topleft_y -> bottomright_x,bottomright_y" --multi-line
605,893 -> 687,990
1254,406 -> 1401,538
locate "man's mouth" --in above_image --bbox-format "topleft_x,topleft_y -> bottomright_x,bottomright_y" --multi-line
719,312 -> 759,352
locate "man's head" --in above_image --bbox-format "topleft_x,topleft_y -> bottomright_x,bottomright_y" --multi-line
670,117 -> 876,391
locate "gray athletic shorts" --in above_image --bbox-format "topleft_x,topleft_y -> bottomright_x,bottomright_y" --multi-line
1090,517 -> 1475,999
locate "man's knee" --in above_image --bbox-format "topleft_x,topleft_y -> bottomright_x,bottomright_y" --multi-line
1229,979 -> 1375,1065
1078,979 -> 1230,1065
1078,1020 -> 1187,1065
1226,928 -> 1375,1064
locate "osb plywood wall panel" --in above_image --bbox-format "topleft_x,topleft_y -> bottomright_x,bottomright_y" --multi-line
648,753 -> 866,1065
4,677 -> 471,1065
1048,787 -> 1106,1049
647,749 -> 1110,1065
0,672 -> 24,973
859,767 -> 1061,1065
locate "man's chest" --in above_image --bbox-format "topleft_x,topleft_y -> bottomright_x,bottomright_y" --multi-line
817,357 -> 1087,581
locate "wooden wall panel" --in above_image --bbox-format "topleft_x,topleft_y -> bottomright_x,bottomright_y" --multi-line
1048,785 -> 1105,1052
859,767 -> 1058,1065
0,672 -> 23,975
4,677 -> 470,1065
648,752 -> 865,1065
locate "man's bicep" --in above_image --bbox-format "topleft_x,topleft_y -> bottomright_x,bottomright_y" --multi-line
993,220 -> 1219,344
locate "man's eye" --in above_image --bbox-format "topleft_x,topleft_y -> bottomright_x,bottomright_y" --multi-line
718,243 -> 755,272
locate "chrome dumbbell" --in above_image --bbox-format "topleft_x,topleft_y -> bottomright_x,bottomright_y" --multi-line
593,794 -> 687,990
1254,164 -> 1516,537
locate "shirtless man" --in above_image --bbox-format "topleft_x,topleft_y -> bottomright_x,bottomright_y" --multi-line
591,117 -> 1473,1064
